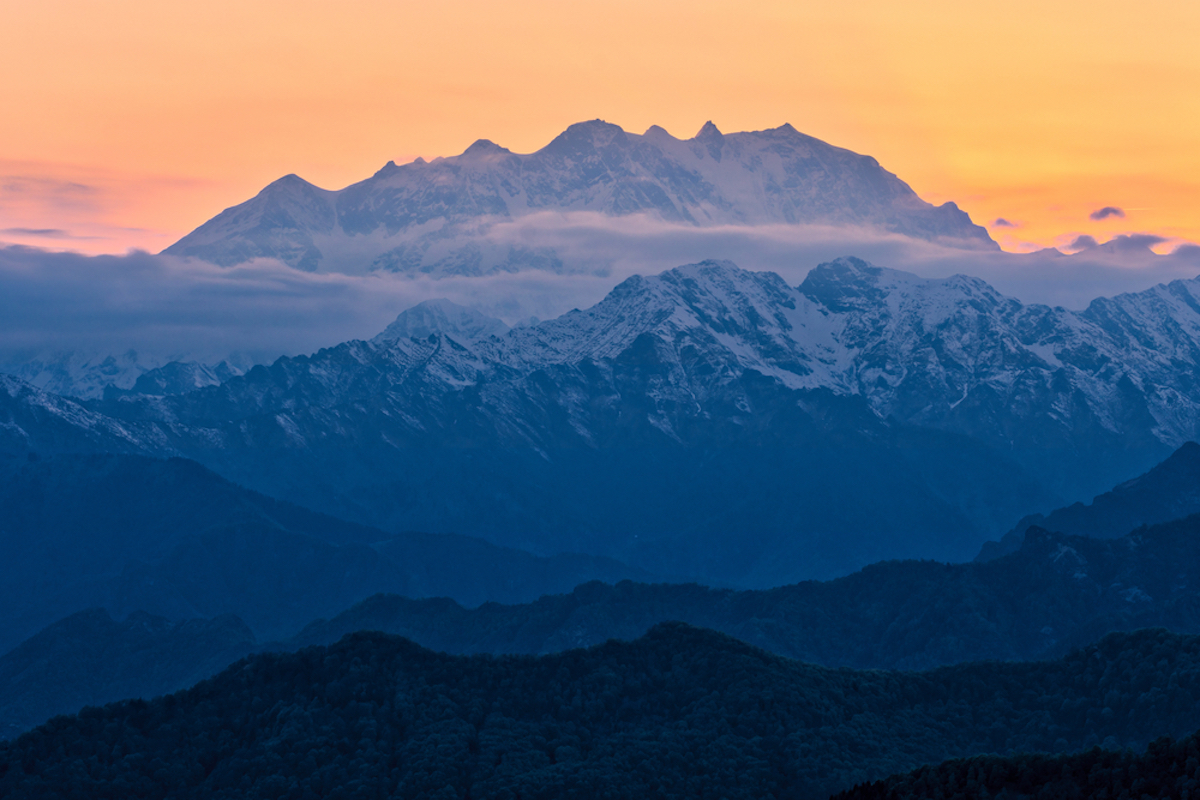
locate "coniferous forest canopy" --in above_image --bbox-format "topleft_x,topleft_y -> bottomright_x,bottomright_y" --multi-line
4,110 -> 1200,799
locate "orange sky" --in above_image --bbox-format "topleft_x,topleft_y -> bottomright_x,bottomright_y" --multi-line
1,0 -> 1197,255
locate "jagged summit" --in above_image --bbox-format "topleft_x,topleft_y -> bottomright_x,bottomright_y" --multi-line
461,138 -> 512,158
164,119 -> 997,272
694,120 -> 725,160
261,173 -> 322,192
540,119 -> 629,155
373,299 -> 509,346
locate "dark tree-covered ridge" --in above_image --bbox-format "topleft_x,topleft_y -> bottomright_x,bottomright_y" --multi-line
4,624 -> 1200,799
834,732 -> 1200,799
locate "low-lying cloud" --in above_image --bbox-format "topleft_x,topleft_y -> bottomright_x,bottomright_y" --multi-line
2,217 -> 1199,378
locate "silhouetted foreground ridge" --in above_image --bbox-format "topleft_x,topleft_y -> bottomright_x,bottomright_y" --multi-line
3,624 -> 1200,799
834,732 -> 1200,799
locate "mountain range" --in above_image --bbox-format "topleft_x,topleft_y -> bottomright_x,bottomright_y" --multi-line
164,120 -> 996,275
6,258 -> 1200,583
7,115 -> 1200,799
4,440 -> 1199,740
0,351 -> 245,402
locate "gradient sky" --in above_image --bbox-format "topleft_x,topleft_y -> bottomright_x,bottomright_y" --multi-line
1,0 -> 1197,255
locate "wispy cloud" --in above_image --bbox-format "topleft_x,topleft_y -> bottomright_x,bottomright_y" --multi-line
0,160 -> 225,256
0,175 -> 100,213
0,227 -> 100,240
992,218 -> 1017,228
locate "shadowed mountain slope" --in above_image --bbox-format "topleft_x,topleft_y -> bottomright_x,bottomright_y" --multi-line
0,452 -> 645,654
0,610 -> 256,741
977,440 -> 1200,560
287,513 -> 1200,667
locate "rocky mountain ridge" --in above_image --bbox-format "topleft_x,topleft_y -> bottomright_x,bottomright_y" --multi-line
4,258 -> 1200,583
164,120 -> 995,274
0,351 -> 245,401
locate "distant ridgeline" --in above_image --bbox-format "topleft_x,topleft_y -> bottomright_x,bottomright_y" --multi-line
977,439 -> 1200,560
3,625 -> 1200,799
286,512 -> 1200,668
0,452 -> 647,657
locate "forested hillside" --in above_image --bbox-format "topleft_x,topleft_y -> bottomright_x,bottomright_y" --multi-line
834,732 -> 1200,799
3,625 -> 1200,799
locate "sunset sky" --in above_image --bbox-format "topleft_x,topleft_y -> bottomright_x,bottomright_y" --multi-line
1,0 -> 1197,255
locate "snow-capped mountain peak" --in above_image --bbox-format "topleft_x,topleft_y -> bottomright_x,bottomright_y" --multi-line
163,120 -> 996,275
373,299 -> 510,346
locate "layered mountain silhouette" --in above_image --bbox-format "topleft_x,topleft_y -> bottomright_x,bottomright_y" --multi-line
7,467 -> 1200,739
0,610 -> 257,741
4,624 -> 1200,798
164,120 -> 995,274
0,452 -> 645,655
287,511 -> 1200,667
6,259 -> 1200,583
978,440 -> 1200,560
